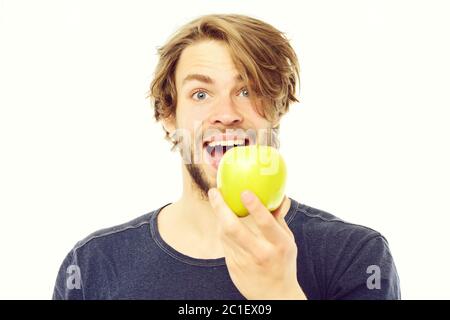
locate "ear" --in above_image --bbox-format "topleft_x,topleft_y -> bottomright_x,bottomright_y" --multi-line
273,109 -> 289,128
161,114 -> 176,136
272,116 -> 281,129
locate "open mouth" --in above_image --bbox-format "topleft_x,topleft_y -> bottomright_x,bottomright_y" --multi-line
203,137 -> 251,170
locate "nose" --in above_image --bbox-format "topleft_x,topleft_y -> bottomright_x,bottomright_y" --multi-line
208,95 -> 243,127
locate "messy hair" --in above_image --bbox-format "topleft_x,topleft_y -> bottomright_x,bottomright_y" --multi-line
148,14 -> 300,145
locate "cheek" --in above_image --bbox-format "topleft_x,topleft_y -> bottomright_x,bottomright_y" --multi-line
177,103 -> 210,125
244,108 -> 273,128
239,98 -> 271,124
175,112 -> 206,148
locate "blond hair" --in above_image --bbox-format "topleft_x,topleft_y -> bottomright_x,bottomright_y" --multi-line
149,14 -> 300,141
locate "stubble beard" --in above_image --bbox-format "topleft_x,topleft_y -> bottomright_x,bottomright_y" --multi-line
178,126 -> 280,201
185,149 -> 213,201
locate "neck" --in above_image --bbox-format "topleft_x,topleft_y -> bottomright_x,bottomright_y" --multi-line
173,164 -> 221,239
158,162 -> 292,259
156,163 -> 224,259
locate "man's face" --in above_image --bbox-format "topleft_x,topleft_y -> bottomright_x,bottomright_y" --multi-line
167,40 -> 277,198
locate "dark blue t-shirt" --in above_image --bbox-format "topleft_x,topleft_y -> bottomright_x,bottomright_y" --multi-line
52,198 -> 401,300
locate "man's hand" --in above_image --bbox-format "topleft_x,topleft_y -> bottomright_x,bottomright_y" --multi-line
208,188 -> 307,300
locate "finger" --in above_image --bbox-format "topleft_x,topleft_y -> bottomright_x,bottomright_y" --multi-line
208,188 -> 239,224
241,190 -> 286,244
208,188 -> 260,253
272,196 -> 295,239
271,195 -> 288,221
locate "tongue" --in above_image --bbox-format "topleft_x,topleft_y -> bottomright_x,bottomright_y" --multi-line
210,146 -> 228,169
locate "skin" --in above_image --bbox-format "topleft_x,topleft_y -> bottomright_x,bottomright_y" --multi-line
159,40 -> 306,299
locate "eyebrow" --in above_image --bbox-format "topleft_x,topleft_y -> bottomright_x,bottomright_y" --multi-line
182,74 -> 244,86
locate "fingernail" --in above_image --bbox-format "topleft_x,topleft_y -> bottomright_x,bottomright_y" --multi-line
241,190 -> 254,204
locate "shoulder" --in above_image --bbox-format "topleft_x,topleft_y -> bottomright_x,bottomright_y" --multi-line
66,208 -> 168,263
53,209 -> 161,300
68,208 -> 161,260
74,211 -> 151,250
289,200 -> 387,248
287,199 -> 395,269
288,200 -> 400,299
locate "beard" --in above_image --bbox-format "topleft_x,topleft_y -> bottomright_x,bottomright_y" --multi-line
185,162 -> 211,200
185,146 -> 212,200
176,126 -> 280,200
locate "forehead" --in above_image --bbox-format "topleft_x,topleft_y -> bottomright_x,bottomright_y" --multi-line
175,40 -> 242,86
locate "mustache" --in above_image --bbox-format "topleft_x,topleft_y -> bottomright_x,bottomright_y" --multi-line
169,126 -> 280,164
200,127 -> 253,143
171,127 -> 254,145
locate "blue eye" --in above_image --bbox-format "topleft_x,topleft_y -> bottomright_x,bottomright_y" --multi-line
192,90 -> 209,101
239,88 -> 250,97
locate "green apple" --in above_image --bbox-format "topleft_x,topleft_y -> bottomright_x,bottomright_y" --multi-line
217,144 -> 287,217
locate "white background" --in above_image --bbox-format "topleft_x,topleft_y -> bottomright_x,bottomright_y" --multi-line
1,0 -> 449,299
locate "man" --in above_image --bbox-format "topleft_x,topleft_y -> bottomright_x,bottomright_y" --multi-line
53,14 -> 400,300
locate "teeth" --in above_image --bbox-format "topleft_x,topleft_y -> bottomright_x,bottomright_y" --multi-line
207,139 -> 245,147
